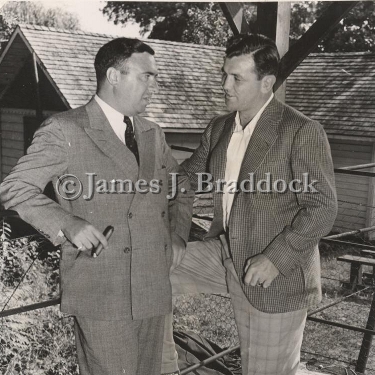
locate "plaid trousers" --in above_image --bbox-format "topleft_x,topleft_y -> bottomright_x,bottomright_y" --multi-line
162,236 -> 307,375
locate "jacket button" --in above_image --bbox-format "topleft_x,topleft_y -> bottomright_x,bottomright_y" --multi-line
159,180 -> 163,187
161,211 -> 166,217
124,247 -> 131,254
164,244 -> 168,250
128,212 -> 133,219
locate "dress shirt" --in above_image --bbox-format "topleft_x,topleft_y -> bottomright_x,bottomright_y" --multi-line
94,95 -> 133,144
223,94 -> 274,228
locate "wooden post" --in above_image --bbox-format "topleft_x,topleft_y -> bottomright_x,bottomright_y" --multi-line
32,52 -> 43,123
275,2 -> 291,102
256,2 -> 278,40
250,2 -> 291,102
356,291 -> 375,373
0,109 -> 2,181
349,263 -> 363,289
366,143 -> 375,241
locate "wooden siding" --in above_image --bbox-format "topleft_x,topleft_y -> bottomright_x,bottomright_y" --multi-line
0,109 -> 56,182
1,111 -> 24,181
331,140 -> 373,233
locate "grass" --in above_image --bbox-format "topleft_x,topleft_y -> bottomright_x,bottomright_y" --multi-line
302,245 -> 375,374
174,294 -> 239,349
0,237 -> 78,375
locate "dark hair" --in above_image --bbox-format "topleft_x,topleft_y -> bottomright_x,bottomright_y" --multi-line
94,37 -> 155,86
225,34 -> 279,79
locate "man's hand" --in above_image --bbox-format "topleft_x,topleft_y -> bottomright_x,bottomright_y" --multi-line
170,233 -> 186,273
62,216 -> 108,251
243,254 -> 279,288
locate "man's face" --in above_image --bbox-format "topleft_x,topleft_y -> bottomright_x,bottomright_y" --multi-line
221,54 -> 264,113
114,52 -> 159,116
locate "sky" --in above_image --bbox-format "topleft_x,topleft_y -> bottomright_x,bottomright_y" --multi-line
2,0 -> 143,37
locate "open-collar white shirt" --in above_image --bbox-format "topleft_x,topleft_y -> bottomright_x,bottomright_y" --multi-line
94,94 -> 133,144
223,93 -> 274,228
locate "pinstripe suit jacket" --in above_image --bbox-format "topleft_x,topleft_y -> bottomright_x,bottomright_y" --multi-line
182,98 -> 337,313
0,98 -> 193,320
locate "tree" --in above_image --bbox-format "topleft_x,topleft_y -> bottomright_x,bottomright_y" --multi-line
181,3 -> 232,46
103,1 -> 375,52
182,4 -> 256,46
102,2 -> 256,46
290,1 -> 375,52
102,2 -> 208,42
0,1 -> 80,41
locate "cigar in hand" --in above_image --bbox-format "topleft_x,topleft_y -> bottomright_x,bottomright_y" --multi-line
92,226 -> 114,258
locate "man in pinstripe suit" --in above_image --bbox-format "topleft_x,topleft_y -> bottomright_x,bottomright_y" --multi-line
162,34 -> 338,375
1,38 -> 193,375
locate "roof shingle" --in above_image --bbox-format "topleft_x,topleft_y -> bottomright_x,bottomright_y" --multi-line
19,24 -> 227,130
286,52 -> 375,138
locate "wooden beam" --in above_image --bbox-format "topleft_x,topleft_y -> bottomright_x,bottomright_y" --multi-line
32,52 -> 43,123
275,2 -> 291,59
356,291 -> 375,373
0,109 -> 2,181
220,3 -> 250,35
275,2 -> 291,102
275,1 -> 358,90
0,297 -> 60,318
366,144 -> 375,240
255,2 -> 278,40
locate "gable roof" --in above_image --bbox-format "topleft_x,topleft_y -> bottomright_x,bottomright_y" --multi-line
286,52 -> 375,138
0,24 -> 226,130
0,24 -> 374,138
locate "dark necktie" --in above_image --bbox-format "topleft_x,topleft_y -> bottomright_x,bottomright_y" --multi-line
123,116 -> 139,165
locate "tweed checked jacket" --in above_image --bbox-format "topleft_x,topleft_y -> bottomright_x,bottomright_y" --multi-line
182,98 -> 338,313
0,98 -> 192,321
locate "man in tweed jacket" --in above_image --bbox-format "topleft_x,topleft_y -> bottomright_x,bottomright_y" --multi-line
163,34 -> 337,375
0,38 -> 192,375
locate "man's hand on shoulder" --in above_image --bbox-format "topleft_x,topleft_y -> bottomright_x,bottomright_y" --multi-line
170,233 -> 186,273
244,254 -> 279,288
62,216 -> 108,251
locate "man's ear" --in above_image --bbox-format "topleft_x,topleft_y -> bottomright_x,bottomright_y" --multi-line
261,75 -> 276,94
106,67 -> 120,86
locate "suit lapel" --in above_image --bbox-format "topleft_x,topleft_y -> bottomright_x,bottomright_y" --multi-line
211,112 -> 236,182
84,98 -> 139,176
129,116 -> 156,209
238,98 -> 283,181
